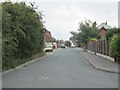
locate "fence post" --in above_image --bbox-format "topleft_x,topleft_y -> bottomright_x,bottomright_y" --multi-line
94,41 -> 96,55
104,40 -> 105,55
102,40 -> 103,54
98,40 -> 100,53
100,40 -> 102,54
96,41 -> 98,53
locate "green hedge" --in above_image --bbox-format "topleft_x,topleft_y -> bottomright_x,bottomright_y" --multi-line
2,2 -> 45,70
110,34 -> 120,63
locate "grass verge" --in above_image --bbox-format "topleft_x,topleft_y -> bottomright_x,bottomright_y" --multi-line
2,51 -> 46,72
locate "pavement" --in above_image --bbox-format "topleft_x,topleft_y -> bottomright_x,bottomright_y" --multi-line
79,48 -> 119,74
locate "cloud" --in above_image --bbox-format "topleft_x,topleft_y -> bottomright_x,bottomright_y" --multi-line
38,2 -> 117,40
1,1 -> 118,40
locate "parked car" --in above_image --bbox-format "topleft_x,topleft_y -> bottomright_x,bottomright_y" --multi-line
44,45 -> 53,52
61,44 -> 65,48
71,45 -> 76,48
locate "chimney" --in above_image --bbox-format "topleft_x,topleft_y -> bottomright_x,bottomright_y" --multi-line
105,21 -> 107,25
92,21 -> 97,27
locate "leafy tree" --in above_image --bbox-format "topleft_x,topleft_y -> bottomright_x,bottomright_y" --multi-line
110,34 -> 120,63
2,2 -> 45,70
58,40 -> 65,45
106,28 -> 120,63
105,28 -> 120,40
70,31 -> 79,46
65,41 -> 71,47
2,2 -> 18,69
77,20 -> 99,51
70,31 -> 78,40
70,20 -> 100,50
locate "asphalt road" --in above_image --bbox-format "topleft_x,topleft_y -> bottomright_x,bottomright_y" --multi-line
2,48 -> 118,88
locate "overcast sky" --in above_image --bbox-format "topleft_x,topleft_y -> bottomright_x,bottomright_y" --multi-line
1,0 -> 119,40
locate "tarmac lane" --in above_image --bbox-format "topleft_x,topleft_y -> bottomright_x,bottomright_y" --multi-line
2,48 -> 118,88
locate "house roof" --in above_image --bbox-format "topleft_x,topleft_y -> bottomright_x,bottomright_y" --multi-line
44,30 -> 56,42
98,27 -> 107,33
97,23 -> 112,30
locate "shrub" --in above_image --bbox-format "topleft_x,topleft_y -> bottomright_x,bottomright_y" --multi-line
110,34 -> 120,63
2,2 -> 45,70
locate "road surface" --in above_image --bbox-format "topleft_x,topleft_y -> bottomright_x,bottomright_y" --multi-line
2,48 -> 118,88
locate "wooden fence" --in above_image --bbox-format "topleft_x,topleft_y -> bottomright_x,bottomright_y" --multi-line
87,40 -> 110,56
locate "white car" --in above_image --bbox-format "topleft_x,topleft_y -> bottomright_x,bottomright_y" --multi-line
71,45 -> 76,48
44,45 -> 53,52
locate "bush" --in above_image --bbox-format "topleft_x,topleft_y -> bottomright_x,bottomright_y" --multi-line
105,28 -> 120,40
110,34 -> 120,63
2,2 -> 45,70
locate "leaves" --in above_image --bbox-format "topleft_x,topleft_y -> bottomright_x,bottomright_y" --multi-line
2,2 -> 45,70
105,28 -> 120,40
70,20 -> 100,48
110,34 -> 120,58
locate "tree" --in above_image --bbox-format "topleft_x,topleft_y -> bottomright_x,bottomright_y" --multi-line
2,2 -> 45,70
110,34 -> 120,63
65,41 -> 71,47
105,28 -> 120,63
77,20 -> 100,51
70,31 -> 79,46
105,28 -> 120,40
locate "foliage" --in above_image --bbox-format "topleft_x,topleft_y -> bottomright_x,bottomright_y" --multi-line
105,28 -> 120,40
110,34 -> 120,63
57,40 -> 65,45
2,51 -> 46,71
2,2 -> 45,70
65,41 -> 71,47
70,31 -> 79,46
70,20 -> 100,49
78,21 -> 99,45
90,38 -> 97,41
70,31 -> 79,40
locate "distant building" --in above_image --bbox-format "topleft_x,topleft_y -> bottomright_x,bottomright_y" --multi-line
44,30 -> 57,48
97,22 -> 112,39
44,30 -> 56,42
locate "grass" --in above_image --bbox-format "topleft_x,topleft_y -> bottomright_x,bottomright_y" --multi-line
2,51 -> 46,72
14,51 -> 46,67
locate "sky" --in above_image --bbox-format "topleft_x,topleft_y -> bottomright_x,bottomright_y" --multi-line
1,0 -> 119,40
